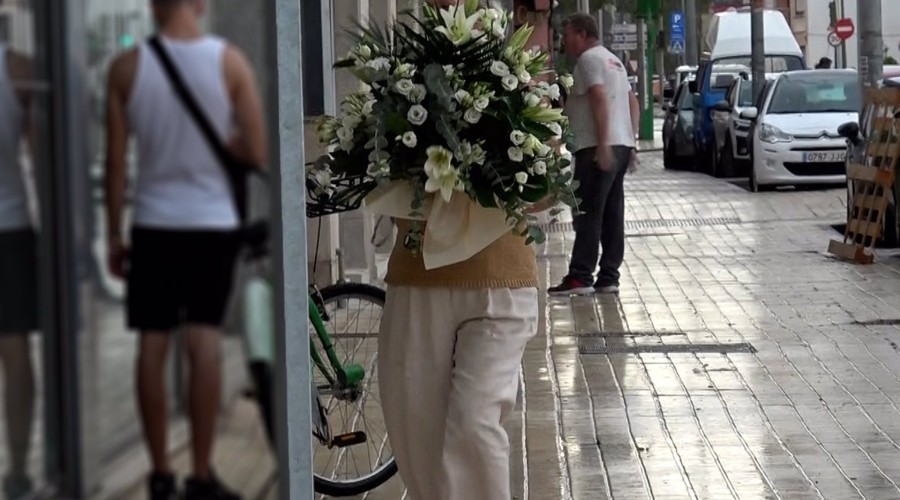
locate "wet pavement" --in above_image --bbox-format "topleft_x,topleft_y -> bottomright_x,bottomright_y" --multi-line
529,152 -> 900,500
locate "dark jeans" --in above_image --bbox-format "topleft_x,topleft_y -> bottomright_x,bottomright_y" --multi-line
567,145 -> 632,286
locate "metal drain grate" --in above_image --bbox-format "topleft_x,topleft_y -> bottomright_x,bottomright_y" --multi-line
578,341 -> 755,354
557,331 -> 685,338
540,217 -> 740,234
854,319 -> 900,326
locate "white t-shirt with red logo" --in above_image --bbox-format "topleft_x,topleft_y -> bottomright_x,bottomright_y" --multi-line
565,44 -> 635,151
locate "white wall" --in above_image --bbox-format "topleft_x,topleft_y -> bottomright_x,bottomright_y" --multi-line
807,0 -> 900,69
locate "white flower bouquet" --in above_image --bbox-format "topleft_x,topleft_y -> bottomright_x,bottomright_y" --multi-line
309,0 -> 577,251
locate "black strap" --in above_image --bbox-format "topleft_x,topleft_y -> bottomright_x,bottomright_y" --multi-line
147,35 -> 250,218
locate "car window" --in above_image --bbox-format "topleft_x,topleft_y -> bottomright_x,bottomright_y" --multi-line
679,84 -> 694,110
715,55 -> 805,73
767,73 -> 861,114
738,82 -> 755,106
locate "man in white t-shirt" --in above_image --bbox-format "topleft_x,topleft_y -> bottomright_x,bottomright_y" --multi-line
549,13 -> 640,296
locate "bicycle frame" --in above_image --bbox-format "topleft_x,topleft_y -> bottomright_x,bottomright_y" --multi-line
308,287 -> 365,390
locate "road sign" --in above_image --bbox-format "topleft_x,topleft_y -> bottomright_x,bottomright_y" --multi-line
670,11 -> 685,43
828,31 -> 842,47
835,17 -> 855,40
610,23 -> 638,51
668,39 -> 685,54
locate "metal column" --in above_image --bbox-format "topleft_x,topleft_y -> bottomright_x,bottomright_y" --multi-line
264,0 -> 313,497
684,0 -> 698,65
750,0 -> 765,105
858,0 -> 883,90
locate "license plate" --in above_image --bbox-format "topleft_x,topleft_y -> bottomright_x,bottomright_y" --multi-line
803,151 -> 846,162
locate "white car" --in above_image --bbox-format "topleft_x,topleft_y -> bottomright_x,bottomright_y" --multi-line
740,69 -> 860,192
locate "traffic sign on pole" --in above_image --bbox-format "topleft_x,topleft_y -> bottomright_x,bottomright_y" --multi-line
835,17 -> 855,40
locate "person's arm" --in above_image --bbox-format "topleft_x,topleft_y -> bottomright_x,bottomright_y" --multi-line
629,89 -> 640,138
104,52 -> 133,277
223,45 -> 268,168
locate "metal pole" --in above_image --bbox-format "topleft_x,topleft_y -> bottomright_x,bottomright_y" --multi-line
750,0 -> 765,106
833,0 -> 844,69
684,0 -> 698,65
638,18 -> 655,140
265,0 -> 313,498
858,0 -> 883,90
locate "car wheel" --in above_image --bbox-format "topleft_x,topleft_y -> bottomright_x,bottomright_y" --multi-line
719,138 -> 737,178
664,141 -> 681,170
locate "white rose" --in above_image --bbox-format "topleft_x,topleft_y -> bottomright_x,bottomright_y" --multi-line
454,89 -> 472,104
510,130 -> 526,146
515,172 -> 529,184
517,69 -> 532,84
524,93 -> 541,108
336,127 -> 354,142
508,147 -> 525,162
474,96 -> 490,112
533,161 -> 548,175
502,74 -> 519,91
491,61 -> 511,77
560,74 -> 574,89
362,100 -> 375,116
548,84 -> 561,100
463,108 -> 482,124
407,105 -> 428,126
409,84 -> 427,103
401,131 -> 417,148
395,79 -> 415,96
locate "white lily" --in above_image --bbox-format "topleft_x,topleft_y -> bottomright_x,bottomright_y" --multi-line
424,146 -> 463,202
435,6 -> 480,46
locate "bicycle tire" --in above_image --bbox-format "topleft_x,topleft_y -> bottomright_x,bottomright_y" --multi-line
313,282 -> 398,497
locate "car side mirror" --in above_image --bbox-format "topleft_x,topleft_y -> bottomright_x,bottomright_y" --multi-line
713,100 -> 731,112
837,121 -> 860,139
662,102 -> 670,111
740,107 -> 759,120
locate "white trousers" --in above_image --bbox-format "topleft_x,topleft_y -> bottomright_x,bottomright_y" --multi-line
378,286 -> 538,500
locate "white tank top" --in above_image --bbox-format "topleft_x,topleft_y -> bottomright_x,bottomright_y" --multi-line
127,35 -> 238,230
0,45 -> 30,231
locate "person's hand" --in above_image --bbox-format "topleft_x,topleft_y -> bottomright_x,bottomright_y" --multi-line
627,149 -> 638,174
108,239 -> 129,279
594,145 -> 613,172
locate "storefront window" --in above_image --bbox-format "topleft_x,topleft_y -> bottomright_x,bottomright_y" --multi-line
0,0 -> 54,497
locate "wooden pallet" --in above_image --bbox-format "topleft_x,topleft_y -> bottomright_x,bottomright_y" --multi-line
828,87 -> 900,264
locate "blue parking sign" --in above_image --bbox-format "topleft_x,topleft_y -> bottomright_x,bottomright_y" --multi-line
670,11 -> 685,43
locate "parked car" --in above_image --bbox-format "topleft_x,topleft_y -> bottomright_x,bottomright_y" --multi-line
741,69 -> 860,192
709,73 -> 772,177
690,9 -> 805,172
662,79 -> 695,169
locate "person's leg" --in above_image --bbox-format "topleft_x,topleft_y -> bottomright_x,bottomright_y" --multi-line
183,325 -> 222,479
597,147 -> 632,288
127,228 -> 180,479
440,288 -> 538,500
0,336 -> 34,479
378,286 -> 458,500
136,333 -> 174,473
564,147 -> 604,286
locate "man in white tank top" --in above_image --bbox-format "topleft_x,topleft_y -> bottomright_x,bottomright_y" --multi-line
0,43 -> 39,500
104,1 -> 266,499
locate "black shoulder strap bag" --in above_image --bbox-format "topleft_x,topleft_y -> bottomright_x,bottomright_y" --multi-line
148,35 -> 269,251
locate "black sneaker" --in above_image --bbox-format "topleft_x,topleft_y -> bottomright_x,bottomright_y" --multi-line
147,472 -> 177,500
548,277 -> 595,296
183,472 -> 242,500
593,282 -> 620,294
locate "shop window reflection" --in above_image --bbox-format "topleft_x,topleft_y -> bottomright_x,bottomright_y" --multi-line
0,1 -> 40,497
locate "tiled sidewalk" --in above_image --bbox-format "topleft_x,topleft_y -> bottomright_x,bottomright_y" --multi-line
527,154 -> 900,499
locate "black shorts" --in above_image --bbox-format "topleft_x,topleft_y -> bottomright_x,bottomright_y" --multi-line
0,229 -> 38,333
126,227 -> 239,332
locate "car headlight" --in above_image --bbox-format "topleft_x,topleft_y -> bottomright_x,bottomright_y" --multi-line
758,123 -> 793,143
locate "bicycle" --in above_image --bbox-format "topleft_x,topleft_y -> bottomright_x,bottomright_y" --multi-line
241,229 -> 397,495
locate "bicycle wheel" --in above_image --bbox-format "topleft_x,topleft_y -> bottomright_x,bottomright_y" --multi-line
310,283 -> 397,496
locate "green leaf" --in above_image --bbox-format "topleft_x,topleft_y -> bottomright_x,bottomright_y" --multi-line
386,112 -> 411,135
464,0 -> 479,16
435,114 -> 461,153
